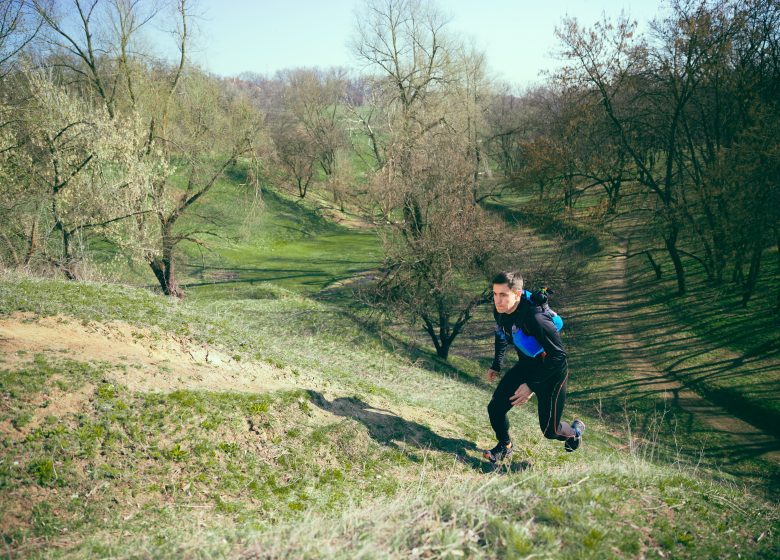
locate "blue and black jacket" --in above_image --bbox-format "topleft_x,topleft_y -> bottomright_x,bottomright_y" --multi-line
491,293 -> 568,382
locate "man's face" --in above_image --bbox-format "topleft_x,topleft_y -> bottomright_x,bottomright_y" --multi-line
493,283 -> 522,314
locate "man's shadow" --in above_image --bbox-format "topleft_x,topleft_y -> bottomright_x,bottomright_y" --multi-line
306,390 -> 530,474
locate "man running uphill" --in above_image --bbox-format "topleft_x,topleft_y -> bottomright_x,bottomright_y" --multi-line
483,271 -> 585,463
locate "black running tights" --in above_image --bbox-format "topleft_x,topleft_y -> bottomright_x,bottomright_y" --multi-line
487,361 -> 576,445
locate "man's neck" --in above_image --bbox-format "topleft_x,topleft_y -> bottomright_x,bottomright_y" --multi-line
506,297 -> 522,315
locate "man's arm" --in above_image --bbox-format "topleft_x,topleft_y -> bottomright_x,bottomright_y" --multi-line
491,323 -> 508,373
534,312 -> 568,379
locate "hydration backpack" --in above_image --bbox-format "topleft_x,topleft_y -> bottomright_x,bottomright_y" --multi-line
512,288 -> 564,358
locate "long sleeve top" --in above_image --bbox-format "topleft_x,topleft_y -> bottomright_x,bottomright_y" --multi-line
491,295 -> 568,382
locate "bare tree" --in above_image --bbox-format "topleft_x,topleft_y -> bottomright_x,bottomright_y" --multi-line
353,0 -> 457,230
556,12 -> 695,294
353,0 -> 508,359
277,67 -> 348,178
268,114 -> 318,198
450,42 -> 491,201
556,0 -> 780,300
267,67 -> 349,200
0,0 -> 43,76
482,85 -> 532,180
368,129 -> 512,359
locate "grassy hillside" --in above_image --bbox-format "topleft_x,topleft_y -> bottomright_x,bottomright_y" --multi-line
1,274 -> 778,558
94,170 -> 381,298
2,171 -> 778,558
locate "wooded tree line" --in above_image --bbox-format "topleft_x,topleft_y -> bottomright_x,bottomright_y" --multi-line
1,0 -> 777,359
496,0 -> 780,310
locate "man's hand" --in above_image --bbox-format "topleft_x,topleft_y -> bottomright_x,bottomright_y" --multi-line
509,383 -> 534,406
486,369 -> 499,382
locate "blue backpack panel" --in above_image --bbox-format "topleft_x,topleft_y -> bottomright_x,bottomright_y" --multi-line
512,291 -> 564,358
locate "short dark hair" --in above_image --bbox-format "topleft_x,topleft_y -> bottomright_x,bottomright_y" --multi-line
491,271 -> 523,291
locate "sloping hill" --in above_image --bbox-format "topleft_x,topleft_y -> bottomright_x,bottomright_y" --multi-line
1,274 -> 777,558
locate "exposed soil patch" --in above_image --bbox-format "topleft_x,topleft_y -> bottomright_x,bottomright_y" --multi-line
0,313 -> 293,395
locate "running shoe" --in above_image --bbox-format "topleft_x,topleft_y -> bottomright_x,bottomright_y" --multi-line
483,441 -> 513,463
564,420 -> 586,452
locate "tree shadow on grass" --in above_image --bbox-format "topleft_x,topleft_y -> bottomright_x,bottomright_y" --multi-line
306,390 -> 529,474
305,296 -> 495,393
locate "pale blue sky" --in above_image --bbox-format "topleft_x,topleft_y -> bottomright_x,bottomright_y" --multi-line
177,0 -> 662,87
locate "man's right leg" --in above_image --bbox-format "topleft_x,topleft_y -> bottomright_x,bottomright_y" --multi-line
487,363 -> 525,445
531,371 -> 586,452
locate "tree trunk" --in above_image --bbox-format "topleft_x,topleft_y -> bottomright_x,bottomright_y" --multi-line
564,175 -> 576,210
149,255 -> 184,298
423,297 -> 479,362
61,229 -> 81,281
732,249 -> 744,286
437,303 -> 451,360
435,343 -> 450,359
775,226 -> 780,314
148,221 -> 185,298
402,193 -> 424,240
24,214 -> 39,265
645,251 -> 662,280
1,232 -> 20,267
664,226 -> 686,295
421,314 -> 446,359
741,235 -> 763,308
52,196 -> 80,280
605,179 -> 621,215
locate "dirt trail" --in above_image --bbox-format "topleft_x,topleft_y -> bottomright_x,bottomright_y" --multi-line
597,240 -> 780,467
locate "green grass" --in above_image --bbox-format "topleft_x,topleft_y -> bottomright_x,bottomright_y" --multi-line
617,246 -> 780,429
93,165 -> 382,298
563,247 -> 780,482
553,181 -> 780,433
1,273 -> 778,558
2,171 -> 779,558
179,176 -> 381,297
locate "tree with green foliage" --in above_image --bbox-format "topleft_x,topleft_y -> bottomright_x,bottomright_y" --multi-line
143,70 -> 262,297
25,0 -> 264,296
0,69 -> 162,278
